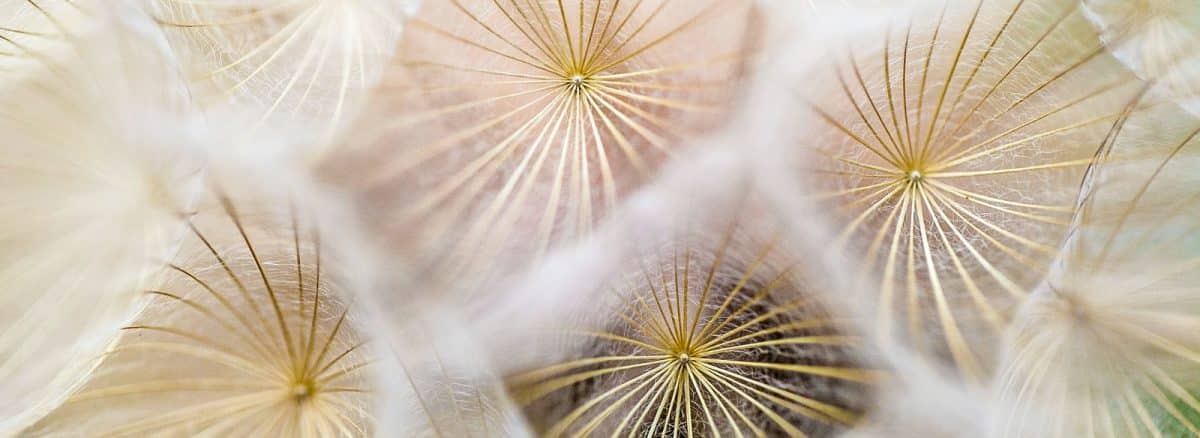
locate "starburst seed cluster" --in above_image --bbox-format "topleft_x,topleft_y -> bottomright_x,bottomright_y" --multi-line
2,0 -> 1200,437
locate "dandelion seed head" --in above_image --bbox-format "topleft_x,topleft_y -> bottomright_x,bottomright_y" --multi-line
26,181 -> 378,436
321,0 -> 760,295
509,221 -> 874,437
777,0 -> 1146,380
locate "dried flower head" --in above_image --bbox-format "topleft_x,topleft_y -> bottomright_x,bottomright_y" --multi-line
789,0 -> 1145,380
509,219 -> 875,437
27,184 -> 376,436
321,0 -> 760,292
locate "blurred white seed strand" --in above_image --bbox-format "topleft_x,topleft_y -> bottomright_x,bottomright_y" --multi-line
0,3 -> 201,432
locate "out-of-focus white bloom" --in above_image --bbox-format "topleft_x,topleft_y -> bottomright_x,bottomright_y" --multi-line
0,0 -> 89,75
992,96 -> 1200,437
0,5 -> 201,433
1084,0 -> 1200,118
841,350 -> 988,438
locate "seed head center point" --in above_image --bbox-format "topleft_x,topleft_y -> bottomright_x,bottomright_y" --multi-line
292,382 -> 314,401
567,75 -> 588,93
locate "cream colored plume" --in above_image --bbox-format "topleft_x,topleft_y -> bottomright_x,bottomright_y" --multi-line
992,95 -> 1200,437
0,4 -> 200,433
0,0 -> 89,75
759,0 -> 1146,382
1083,0 -> 1200,118
145,0 -> 409,154
317,0 -> 762,298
